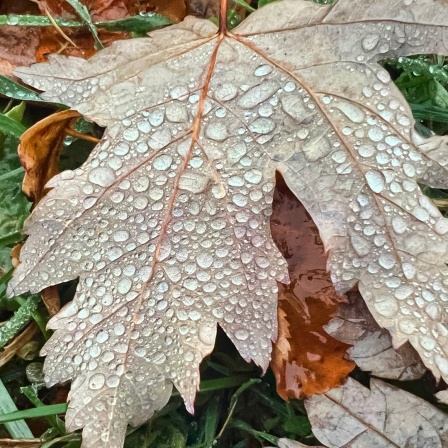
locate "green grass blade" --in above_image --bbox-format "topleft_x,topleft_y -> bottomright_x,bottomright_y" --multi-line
411,103 -> 448,123
21,385 -> 65,434
0,403 -> 68,423
14,296 -> 50,340
65,0 -> 103,50
97,13 -> 172,34
0,114 -> 26,138
0,14 -> 171,35
0,14 -> 81,27
231,0 -> 256,12
0,76 -> 45,103
0,379 -> 33,438
0,295 -> 40,349
395,56 -> 448,83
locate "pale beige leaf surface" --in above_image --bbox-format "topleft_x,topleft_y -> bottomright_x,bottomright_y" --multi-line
7,0 -> 448,446
305,377 -> 448,448
325,292 -> 426,380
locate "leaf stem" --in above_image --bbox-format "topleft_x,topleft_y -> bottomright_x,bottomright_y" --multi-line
219,0 -> 228,34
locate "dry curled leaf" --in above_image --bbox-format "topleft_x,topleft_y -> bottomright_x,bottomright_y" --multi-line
306,377 -> 448,447
325,291 -> 426,381
0,324 -> 38,368
271,176 -> 354,399
18,109 -> 81,203
8,0 -> 448,446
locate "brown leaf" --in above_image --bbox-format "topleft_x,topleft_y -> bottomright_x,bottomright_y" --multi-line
271,175 -> 355,399
11,243 -> 23,269
0,324 -> 38,368
0,27 -> 41,77
189,0 -> 220,18
325,291 -> 426,381
19,110 -> 80,203
0,439 -> 42,448
41,285 -> 61,317
306,377 -> 448,447
10,1 -> 448,445
0,1 -> 41,75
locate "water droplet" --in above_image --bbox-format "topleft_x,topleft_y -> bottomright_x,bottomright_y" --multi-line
214,84 -> 238,102
374,296 -> 398,318
179,172 -> 209,193
117,278 -> 132,294
238,81 -> 278,109
153,154 -> 173,171
123,128 -> 139,142
365,170 -> 385,193
89,373 -> 105,390
362,34 -> 380,51
254,65 -> 272,76
205,122 -> 229,141
88,167 -> 116,187
234,329 -> 249,341
249,118 -> 275,134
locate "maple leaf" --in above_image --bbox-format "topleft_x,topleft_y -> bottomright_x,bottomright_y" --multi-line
326,291 -> 426,380
306,377 -> 448,447
7,0 -> 448,446
270,175 -> 354,399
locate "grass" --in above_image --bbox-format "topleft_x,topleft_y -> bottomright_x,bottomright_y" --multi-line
1,1 -> 448,447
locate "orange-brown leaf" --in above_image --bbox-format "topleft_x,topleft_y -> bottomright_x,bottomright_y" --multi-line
19,110 -> 80,203
41,285 -> 61,317
271,175 -> 355,399
0,324 -> 38,368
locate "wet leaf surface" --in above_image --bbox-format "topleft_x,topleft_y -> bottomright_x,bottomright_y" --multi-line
306,377 -> 448,447
270,175 -> 354,399
8,1 -> 448,446
325,291 -> 426,381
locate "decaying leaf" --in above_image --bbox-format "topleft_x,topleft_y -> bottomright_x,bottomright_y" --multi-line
8,0 -> 448,446
325,291 -> 426,381
0,27 -> 41,77
41,285 -> 61,317
306,377 -> 448,447
0,324 -> 38,368
18,109 -> 80,203
271,176 -> 354,399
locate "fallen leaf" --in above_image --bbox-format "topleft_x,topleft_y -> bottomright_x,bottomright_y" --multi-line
145,0 -> 187,22
0,27 -> 41,77
18,109 -> 80,203
41,285 -> 61,317
189,0 -> 220,18
8,1 -> 448,446
11,244 -> 23,269
0,324 -> 38,368
43,0 -> 184,36
306,377 -> 448,447
271,175 -> 354,399
0,1 -> 41,76
325,291 -> 426,381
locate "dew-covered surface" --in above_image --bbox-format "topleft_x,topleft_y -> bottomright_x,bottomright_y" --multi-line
8,0 -> 448,446
306,377 -> 448,447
